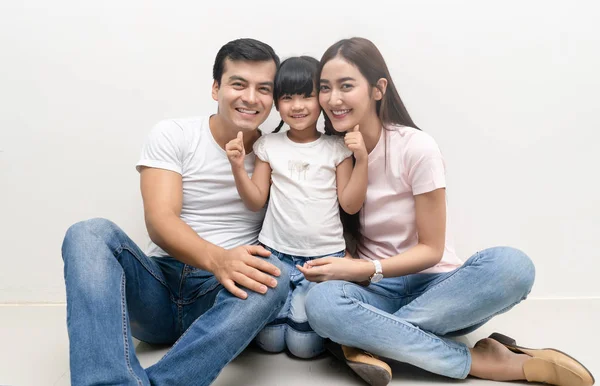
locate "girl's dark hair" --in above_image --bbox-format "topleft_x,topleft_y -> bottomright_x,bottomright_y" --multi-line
271,56 -> 320,133
318,37 -> 420,243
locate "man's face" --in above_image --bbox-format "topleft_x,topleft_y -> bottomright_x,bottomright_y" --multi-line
212,59 -> 277,133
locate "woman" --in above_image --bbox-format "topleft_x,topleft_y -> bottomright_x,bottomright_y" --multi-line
299,37 -> 594,386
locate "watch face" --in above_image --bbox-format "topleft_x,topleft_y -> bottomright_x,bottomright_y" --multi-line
370,273 -> 383,283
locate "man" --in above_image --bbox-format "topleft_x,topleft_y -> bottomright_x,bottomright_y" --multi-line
61,38 -> 288,386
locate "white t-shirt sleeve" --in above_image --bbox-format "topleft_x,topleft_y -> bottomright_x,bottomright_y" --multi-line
253,135 -> 269,163
136,120 -> 186,174
405,131 -> 446,195
332,136 -> 353,166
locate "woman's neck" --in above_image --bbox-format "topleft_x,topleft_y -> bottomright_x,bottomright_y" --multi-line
359,114 -> 383,154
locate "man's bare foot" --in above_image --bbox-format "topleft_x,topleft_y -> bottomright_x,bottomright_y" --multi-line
469,338 -> 530,381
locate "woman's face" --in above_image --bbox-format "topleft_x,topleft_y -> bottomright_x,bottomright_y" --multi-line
319,56 -> 376,133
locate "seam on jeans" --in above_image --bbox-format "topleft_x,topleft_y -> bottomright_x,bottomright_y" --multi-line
84,224 -> 171,292
346,281 -> 406,300
452,295 -> 529,336
120,272 -> 144,386
402,251 -> 530,334
341,283 -> 468,357
403,251 -> 482,300
460,348 -> 472,379
178,265 -> 187,300
178,280 -> 222,305
117,245 -> 170,289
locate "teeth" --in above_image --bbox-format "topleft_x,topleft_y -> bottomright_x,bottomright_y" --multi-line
237,108 -> 258,114
292,114 -> 308,118
332,109 -> 350,116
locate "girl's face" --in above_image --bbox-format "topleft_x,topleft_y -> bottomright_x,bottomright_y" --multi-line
277,90 -> 320,132
319,56 -> 377,133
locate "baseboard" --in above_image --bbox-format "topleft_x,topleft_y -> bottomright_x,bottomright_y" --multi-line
1,296 -> 600,306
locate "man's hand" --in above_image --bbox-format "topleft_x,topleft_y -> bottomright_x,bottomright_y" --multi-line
225,131 -> 246,170
211,245 -> 280,299
344,125 -> 368,162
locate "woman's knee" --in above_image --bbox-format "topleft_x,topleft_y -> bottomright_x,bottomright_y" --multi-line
305,281 -> 346,338
484,246 -> 536,297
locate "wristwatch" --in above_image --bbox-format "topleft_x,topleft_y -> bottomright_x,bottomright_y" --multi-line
369,260 -> 383,283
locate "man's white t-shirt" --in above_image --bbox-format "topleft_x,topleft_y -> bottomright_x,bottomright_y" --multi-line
136,116 -> 265,257
253,132 -> 352,256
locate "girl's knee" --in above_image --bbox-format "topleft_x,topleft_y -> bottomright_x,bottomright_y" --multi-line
255,325 -> 286,353
285,328 -> 325,359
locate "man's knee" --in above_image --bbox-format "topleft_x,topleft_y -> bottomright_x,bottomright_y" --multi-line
62,218 -> 123,289
62,218 -> 119,259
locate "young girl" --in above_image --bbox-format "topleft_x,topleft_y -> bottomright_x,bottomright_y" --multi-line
300,38 -> 595,386
225,56 -> 368,359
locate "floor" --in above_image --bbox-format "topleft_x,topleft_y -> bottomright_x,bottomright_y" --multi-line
0,299 -> 598,386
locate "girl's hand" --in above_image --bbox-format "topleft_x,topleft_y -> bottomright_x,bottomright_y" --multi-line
296,257 -> 373,283
344,125 -> 368,162
226,131 -> 246,169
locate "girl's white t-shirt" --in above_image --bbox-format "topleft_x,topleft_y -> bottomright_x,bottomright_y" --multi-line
357,125 -> 464,273
254,132 -> 352,256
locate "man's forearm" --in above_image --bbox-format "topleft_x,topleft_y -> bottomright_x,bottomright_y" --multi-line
145,212 -> 223,271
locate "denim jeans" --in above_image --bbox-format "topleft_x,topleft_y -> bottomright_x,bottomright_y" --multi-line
305,247 -> 535,379
61,218 -> 289,386
254,246 -> 344,359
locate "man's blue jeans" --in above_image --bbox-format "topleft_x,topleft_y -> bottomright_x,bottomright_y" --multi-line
61,218 -> 289,386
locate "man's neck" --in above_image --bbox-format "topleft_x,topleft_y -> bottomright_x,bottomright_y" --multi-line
209,114 -> 260,153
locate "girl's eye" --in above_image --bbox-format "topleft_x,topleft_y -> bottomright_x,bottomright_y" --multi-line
341,83 -> 353,90
280,95 -> 292,100
319,85 -> 330,92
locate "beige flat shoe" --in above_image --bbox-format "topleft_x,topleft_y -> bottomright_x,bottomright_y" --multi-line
341,345 -> 392,386
489,333 -> 595,386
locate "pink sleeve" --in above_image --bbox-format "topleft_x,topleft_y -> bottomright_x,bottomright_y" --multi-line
405,132 -> 446,195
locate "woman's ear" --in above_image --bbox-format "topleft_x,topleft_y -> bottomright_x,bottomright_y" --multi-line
373,78 -> 388,101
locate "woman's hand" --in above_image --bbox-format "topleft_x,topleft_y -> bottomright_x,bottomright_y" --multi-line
296,257 -> 373,283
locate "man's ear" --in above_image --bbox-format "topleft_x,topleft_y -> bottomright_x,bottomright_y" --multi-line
212,80 -> 219,101
373,78 -> 388,101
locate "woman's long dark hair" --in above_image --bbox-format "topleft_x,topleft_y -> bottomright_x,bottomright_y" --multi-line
271,56 -> 320,133
319,37 -> 419,243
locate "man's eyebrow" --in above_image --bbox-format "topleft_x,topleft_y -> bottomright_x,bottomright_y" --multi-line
229,76 -> 273,88
228,75 -> 247,82
258,81 -> 274,88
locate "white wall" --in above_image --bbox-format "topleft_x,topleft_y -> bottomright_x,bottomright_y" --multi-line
1,0 -> 598,303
